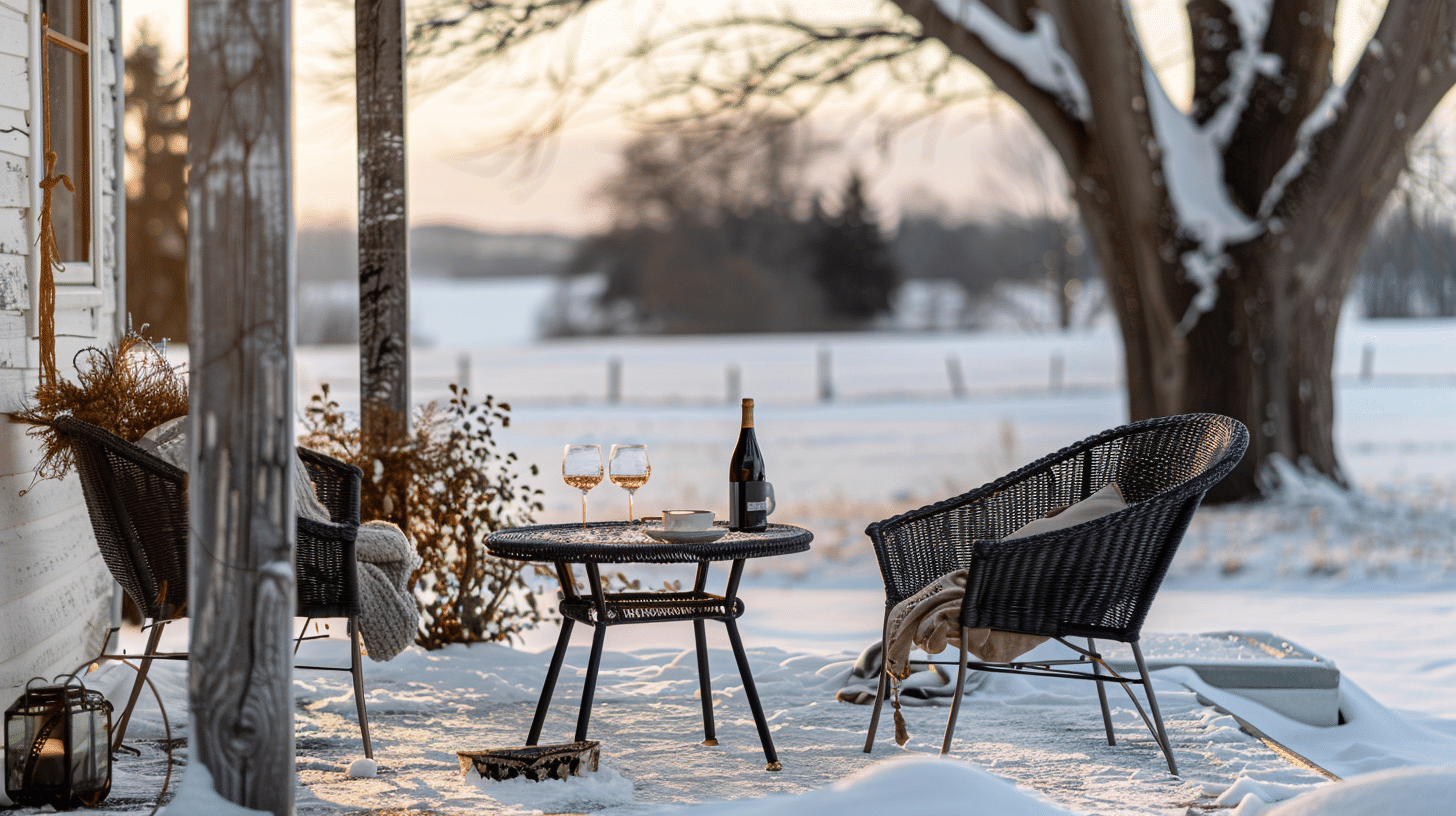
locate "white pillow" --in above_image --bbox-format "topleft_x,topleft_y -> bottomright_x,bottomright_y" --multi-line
1004,482 -> 1126,540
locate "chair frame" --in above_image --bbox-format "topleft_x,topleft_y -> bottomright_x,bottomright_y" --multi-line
56,416 -> 374,758
861,413 -> 1248,775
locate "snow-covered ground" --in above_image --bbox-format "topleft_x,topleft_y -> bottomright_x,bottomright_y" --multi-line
4,283 -> 1454,814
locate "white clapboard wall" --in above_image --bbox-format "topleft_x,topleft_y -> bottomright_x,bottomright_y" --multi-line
0,0 -> 123,704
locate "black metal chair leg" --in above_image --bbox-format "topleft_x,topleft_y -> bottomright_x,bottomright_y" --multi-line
294,616 -> 313,656
1132,641 -> 1178,776
574,624 -> 607,743
694,619 -> 718,745
111,621 -> 167,754
863,612 -> 890,753
863,663 -> 890,753
1089,637 -> 1115,746
527,618 -> 575,746
350,619 -> 373,759
723,618 -> 780,771
941,630 -> 970,754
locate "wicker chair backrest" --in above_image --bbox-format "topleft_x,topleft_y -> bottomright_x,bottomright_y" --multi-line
55,416 -> 363,621
866,414 -> 1247,641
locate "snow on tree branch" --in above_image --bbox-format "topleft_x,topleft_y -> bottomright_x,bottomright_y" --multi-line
1141,62 -> 1263,335
930,0 -> 1090,120
1203,0 -> 1281,146
1255,72 -> 1349,221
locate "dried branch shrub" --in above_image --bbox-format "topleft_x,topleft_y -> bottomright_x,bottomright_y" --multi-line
298,384 -> 547,648
9,332 -> 188,483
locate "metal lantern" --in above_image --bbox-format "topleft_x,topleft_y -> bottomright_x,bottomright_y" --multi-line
4,676 -> 113,809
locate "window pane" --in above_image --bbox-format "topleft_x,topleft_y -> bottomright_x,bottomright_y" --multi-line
45,39 -> 90,263
44,0 -> 86,42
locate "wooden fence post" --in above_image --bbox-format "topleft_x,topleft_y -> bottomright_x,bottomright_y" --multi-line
946,354 -> 967,399
357,0 -> 410,525
726,364 -> 740,405
817,347 -> 833,402
607,356 -> 623,404
187,0 -> 296,809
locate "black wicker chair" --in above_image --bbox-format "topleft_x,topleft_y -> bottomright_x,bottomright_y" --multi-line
861,413 -> 1247,775
55,415 -> 373,757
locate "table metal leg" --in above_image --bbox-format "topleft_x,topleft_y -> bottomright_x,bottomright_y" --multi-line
575,622 -> 608,742
694,619 -> 717,745
527,618 -> 575,746
724,617 -> 780,771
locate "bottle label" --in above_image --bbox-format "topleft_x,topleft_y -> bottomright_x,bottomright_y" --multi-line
728,481 -> 775,531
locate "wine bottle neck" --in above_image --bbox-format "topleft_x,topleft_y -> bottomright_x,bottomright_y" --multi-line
741,398 -> 754,429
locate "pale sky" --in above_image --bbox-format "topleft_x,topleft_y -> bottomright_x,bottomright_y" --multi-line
123,0 -> 1392,236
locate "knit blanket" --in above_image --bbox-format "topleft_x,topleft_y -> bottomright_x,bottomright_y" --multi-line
354,521 -> 422,662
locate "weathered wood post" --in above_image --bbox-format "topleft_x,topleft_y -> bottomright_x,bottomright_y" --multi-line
187,0 -> 296,809
357,0 -> 411,524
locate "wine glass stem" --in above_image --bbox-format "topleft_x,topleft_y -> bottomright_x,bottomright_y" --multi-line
580,490 -> 589,529
627,489 -> 635,523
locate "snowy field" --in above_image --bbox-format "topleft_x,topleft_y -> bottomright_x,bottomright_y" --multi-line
5,280 -> 1455,814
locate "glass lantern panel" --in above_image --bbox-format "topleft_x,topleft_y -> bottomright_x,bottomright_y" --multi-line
67,708 -> 106,787
4,715 -> 26,791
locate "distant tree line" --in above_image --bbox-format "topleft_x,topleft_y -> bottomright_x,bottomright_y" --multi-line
1359,208 -> 1456,318
542,118 -> 901,336
892,211 -> 1101,330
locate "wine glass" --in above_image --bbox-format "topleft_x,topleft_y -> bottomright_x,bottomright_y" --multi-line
563,444 -> 603,529
608,444 -> 651,523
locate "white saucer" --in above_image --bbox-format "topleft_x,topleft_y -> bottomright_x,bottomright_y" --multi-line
643,528 -> 727,544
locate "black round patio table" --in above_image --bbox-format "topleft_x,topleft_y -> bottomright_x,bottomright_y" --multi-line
486,521 -> 812,771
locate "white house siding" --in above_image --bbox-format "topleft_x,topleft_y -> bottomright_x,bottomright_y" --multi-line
0,0 -> 121,704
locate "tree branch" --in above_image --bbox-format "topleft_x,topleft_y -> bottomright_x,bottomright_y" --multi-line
1272,0 -> 1456,289
1220,0 -> 1335,215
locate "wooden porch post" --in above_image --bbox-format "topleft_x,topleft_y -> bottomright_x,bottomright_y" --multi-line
357,0 -> 410,525
187,0 -> 297,808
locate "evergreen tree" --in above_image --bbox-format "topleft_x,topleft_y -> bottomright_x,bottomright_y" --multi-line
811,171 -> 900,324
124,29 -> 188,343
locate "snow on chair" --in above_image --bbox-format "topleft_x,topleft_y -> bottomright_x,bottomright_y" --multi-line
861,413 -> 1248,775
55,415 -> 373,758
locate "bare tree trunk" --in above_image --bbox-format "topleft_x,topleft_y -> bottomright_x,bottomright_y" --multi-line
357,0 -> 411,525
186,0 -> 296,809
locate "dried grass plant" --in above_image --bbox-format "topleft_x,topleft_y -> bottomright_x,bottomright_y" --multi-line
9,332 -> 188,483
299,384 -> 547,648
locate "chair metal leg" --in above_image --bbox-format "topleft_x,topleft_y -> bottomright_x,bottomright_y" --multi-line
941,628 -> 970,755
294,616 -> 313,656
1132,641 -> 1178,776
349,619 -> 373,759
111,621 -> 167,754
693,619 -> 718,745
724,617 -> 780,771
862,662 -> 890,753
1089,637 -> 1115,746
863,612 -> 889,753
573,623 -> 607,743
527,618 -> 575,746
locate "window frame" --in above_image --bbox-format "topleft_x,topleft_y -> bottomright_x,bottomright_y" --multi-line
34,0 -> 98,287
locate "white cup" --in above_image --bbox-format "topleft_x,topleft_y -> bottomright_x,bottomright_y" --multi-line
662,510 -> 714,532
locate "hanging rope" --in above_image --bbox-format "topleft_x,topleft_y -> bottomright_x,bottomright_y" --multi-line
36,14 -> 71,389
37,150 -> 71,390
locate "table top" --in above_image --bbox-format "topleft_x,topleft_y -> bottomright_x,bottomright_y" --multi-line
486,521 -> 813,564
